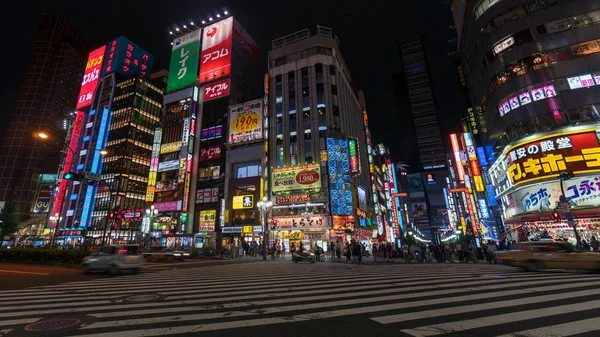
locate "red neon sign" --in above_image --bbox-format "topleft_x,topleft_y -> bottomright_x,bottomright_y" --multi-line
199,17 -> 233,84
76,46 -> 106,110
52,111 -> 85,224
450,134 -> 465,183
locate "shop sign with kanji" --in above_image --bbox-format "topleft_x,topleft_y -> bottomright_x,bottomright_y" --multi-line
271,215 -> 331,230
506,130 -> 600,185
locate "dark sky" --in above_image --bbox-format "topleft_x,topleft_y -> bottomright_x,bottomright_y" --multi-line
0,0 -> 464,169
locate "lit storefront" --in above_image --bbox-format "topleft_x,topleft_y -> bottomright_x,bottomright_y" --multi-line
490,124 -> 600,242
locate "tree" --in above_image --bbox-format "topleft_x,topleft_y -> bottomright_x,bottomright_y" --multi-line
0,199 -> 20,240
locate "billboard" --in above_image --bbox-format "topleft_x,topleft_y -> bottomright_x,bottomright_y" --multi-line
33,198 -> 50,213
505,129 -> 600,186
76,46 -> 106,110
407,174 -> 425,198
204,78 -> 230,101
272,164 -> 321,193
200,125 -> 223,140
327,138 -> 353,216
199,145 -> 222,160
199,17 -> 233,84
166,30 -> 201,93
199,210 -> 216,231
349,138 -> 360,174
232,195 -> 254,209
228,99 -> 263,144
272,215 -> 331,230
102,37 -> 153,79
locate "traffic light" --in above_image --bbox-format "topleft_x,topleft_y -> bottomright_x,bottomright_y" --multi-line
552,211 -> 561,221
63,172 -> 84,181
559,171 -> 575,181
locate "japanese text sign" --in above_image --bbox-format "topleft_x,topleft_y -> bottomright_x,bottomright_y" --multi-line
228,99 -> 263,144
167,30 -> 201,93
199,17 -> 233,84
505,130 -> 600,185
271,215 -> 331,230
102,37 -> 153,79
199,145 -> 222,161
275,194 -> 311,204
76,46 -> 106,109
200,125 -> 223,140
232,195 -> 254,209
198,210 -> 216,232
272,164 -> 321,193
204,78 -> 230,101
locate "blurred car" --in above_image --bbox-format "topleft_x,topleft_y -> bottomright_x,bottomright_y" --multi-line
82,245 -> 143,274
143,248 -> 188,261
495,241 -> 600,272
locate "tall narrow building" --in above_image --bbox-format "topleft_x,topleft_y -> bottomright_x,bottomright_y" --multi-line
0,14 -> 88,218
397,37 -> 446,171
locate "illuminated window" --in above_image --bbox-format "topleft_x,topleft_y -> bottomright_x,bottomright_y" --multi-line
233,161 -> 261,178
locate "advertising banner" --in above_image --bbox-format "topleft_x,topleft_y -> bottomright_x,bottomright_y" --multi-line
158,160 -> 179,172
327,138 -> 353,216
505,129 -> 600,186
198,210 -> 216,232
222,226 -> 243,233
155,180 -> 178,192
272,164 -> 321,193
40,174 -> 57,185
200,125 -> 223,140
332,215 -> 355,230
102,37 -> 153,79
232,195 -> 254,209
407,174 -> 425,198
199,17 -> 233,84
196,187 -> 219,204
33,198 -> 50,213
153,200 -> 182,212
166,30 -> 201,93
204,78 -> 230,101
76,46 -> 106,109
228,99 -> 263,144
199,145 -> 222,160
275,194 -> 311,204
160,141 -> 182,154
272,214 -> 331,230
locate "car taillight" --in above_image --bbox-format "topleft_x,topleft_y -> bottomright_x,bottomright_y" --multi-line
118,249 -> 128,254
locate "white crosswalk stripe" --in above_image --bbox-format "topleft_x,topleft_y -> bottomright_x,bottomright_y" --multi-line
0,262 -> 598,337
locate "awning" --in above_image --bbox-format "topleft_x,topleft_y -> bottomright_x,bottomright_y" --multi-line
504,209 -> 600,224
18,217 -> 46,230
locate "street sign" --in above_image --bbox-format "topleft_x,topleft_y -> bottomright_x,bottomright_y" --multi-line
84,172 -> 101,181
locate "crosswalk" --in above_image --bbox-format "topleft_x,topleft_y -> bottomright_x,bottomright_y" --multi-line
0,262 -> 599,336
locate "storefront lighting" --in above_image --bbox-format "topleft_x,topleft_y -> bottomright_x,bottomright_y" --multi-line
224,11 -> 228,15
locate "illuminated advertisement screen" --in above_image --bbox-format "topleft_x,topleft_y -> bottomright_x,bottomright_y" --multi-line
506,129 -> 600,186
167,30 -> 201,93
204,78 -> 230,101
201,125 -> 223,140
327,138 -> 353,216
228,99 -> 263,144
102,37 -> 154,79
272,164 -> 321,193
519,92 -> 532,105
349,138 -> 360,174
530,87 -> 545,101
199,17 -> 233,84
76,46 -> 106,110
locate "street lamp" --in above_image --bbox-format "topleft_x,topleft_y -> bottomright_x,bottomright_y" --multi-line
145,205 -> 158,248
257,196 -> 273,261
37,132 -> 49,139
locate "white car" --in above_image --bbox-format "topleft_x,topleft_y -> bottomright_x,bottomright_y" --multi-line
83,245 -> 143,274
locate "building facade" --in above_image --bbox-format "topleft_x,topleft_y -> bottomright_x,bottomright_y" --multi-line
0,14 -> 88,219
268,27 -> 374,250
458,0 -> 600,243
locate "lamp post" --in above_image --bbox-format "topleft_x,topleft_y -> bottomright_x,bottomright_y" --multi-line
257,196 -> 273,261
145,205 -> 158,248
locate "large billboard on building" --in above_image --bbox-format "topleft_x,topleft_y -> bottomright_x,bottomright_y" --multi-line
505,129 -> 600,186
228,99 -> 263,144
327,138 -> 353,216
199,17 -> 233,84
102,37 -> 153,79
272,164 -> 321,193
272,214 -> 331,230
166,30 -> 201,93
503,174 -> 600,218
76,46 -> 106,110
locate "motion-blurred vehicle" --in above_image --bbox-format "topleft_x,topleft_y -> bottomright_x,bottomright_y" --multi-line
495,241 -> 600,272
143,248 -> 188,261
292,250 -> 315,263
82,245 -> 143,274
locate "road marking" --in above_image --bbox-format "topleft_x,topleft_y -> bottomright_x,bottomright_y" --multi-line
81,311 -> 257,329
0,270 -> 49,275
400,299 -> 600,336
0,317 -> 41,327
495,317 -> 600,337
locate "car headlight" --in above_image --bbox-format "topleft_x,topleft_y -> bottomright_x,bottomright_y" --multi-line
174,254 -> 181,257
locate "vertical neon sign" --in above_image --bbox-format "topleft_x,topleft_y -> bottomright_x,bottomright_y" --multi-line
450,134 -> 465,184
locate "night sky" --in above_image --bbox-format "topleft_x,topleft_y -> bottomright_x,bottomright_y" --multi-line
0,0 -> 464,171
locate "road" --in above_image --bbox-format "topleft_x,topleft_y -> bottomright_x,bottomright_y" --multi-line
0,261 -> 599,337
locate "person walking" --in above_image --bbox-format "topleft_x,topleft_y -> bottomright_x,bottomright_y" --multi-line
402,244 -> 409,263
386,242 -> 393,262
591,236 -> 599,252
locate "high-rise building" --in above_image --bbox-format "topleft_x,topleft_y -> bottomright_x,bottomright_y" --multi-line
457,0 -> 600,243
58,37 -> 157,246
147,15 -> 259,249
397,37 -> 446,171
268,26 -> 374,248
0,14 -> 88,219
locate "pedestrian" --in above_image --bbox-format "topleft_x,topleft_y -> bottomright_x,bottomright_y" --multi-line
591,236 -> 599,252
345,242 -> 351,262
582,240 -> 591,251
402,244 -> 409,263
386,242 -> 393,262
290,242 -> 296,255
355,242 -> 362,262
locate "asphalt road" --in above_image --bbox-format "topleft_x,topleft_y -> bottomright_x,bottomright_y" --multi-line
0,260 -> 599,337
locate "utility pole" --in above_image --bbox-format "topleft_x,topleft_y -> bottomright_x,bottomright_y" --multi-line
558,171 -> 580,247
